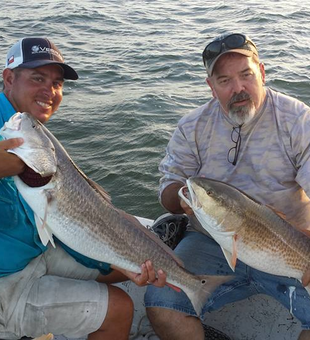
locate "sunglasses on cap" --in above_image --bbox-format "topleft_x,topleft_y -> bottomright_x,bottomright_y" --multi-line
202,33 -> 258,72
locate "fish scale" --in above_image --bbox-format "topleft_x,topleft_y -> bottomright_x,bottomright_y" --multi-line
0,112 -> 233,317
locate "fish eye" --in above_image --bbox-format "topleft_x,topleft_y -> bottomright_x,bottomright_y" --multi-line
206,190 -> 213,196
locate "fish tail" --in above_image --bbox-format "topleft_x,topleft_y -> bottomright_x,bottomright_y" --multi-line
186,274 -> 234,317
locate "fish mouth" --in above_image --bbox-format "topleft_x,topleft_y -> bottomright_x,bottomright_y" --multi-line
184,179 -> 202,209
18,165 -> 53,187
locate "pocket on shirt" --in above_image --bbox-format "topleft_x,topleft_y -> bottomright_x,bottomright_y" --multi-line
0,195 -> 18,229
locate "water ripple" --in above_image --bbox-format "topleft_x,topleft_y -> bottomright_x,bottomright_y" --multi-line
3,0 -> 310,216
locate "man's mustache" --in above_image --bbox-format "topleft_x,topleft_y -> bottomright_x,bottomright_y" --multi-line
228,91 -> 252,109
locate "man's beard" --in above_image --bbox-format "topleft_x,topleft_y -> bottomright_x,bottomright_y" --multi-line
228,91 -> 256,125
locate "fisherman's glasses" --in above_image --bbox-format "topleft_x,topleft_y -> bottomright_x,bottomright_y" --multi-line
202,33 -> 257,68
227,125 -> 242,166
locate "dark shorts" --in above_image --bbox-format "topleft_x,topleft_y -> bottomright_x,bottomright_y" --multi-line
144,231 -> 310,329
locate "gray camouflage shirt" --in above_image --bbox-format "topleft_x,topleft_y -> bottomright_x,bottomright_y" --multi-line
159,87 -> 310,231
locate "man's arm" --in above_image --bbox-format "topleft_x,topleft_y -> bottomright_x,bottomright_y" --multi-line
161,182 -> 194,215
0,138 -> 25,178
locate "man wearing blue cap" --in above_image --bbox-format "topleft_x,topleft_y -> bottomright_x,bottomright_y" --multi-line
145,33 -> 310,340
0,37 -> 166,340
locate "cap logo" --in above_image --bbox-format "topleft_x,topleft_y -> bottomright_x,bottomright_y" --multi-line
8,55 -> 14,65
31,45 -> 40,53
31,44 -> 63,61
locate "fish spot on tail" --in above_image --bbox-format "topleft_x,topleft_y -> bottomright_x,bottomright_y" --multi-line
19,165 -> 52,187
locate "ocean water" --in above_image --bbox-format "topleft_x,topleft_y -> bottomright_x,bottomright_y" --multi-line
2,0 -> 310,218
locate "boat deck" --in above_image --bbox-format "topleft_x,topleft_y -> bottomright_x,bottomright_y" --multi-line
54,281 -> 302,340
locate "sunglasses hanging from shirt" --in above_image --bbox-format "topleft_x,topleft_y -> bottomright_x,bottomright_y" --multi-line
227,125 -> 243,166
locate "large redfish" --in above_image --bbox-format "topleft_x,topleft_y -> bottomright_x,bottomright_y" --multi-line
0,112 -> 230,316
180,177 -> 310,295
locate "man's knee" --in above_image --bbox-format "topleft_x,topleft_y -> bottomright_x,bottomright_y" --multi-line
146,307 -> 204,340
98,285 -> 134,331
298,330 -> 310,340
146,306 -> 185,326
147,306 -> 165,321
108,285 -> 134,319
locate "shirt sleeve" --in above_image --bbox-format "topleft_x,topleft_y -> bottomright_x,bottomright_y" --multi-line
158,123 -> 201,202
291,109 -> 310,197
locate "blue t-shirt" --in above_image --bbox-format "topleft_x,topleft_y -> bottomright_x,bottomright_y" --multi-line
0,93 -> 111,276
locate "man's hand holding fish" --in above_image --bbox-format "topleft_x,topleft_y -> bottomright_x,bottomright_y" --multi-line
111,260 -> 167,288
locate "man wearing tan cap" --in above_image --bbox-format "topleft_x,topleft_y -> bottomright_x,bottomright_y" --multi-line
145,33 -> 310,340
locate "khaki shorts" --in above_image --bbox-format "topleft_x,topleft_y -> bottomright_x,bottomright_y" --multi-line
0,244 -> 108,339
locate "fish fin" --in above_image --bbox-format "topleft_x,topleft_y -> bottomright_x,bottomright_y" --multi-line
71,166 -> 112,204
232,234 -> 238,269
185,274 -> 234,316
221,246 -> 236,272
297,228 -> 310,238
34,214 -> 55,247
34,189 -> 56,248
266,204 -> 287,220
166,282 -> 182,292
84,177 -> 112,204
